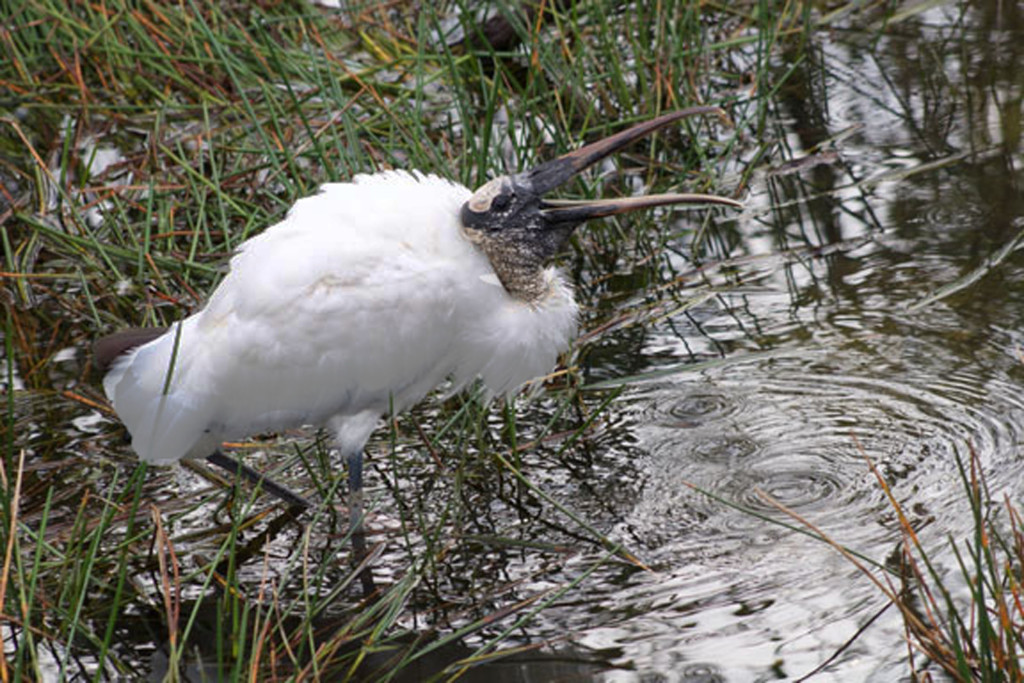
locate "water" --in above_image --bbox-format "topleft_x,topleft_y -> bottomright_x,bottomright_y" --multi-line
8,2 -> 1024,681
540,4 -> 1024,680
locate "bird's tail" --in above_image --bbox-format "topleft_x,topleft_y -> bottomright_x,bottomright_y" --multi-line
99,323 -> 213,464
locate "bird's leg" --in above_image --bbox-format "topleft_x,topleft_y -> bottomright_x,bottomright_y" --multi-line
205,450 -> 311,509
346,449 -> 376,595
346,449 -> 364,540
328,413 -> 380,595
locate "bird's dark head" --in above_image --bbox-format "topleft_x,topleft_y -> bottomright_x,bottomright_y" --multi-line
461,107 -> 743,302
460,173 -> 577,299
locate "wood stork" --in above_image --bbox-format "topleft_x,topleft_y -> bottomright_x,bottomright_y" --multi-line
94,107 -> 740,565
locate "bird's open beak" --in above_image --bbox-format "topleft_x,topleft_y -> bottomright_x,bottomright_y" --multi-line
524,106 -> 742,224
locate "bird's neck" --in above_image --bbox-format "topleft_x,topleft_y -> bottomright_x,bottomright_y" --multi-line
459,226 -> 551,303
478,240 -> 550,303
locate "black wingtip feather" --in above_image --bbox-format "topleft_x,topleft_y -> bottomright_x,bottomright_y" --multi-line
93,327 -> 168,373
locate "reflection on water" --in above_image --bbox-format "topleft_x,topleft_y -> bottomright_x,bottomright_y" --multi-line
560,3 -> 1024,680
140,598 -> 614,683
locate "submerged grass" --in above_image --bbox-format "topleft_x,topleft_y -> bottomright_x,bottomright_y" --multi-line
0,0 -> 971,680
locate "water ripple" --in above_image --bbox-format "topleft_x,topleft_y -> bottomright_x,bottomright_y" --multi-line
627,344 -> 1024,553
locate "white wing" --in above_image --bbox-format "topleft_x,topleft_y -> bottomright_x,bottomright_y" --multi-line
106,173 -> 473,462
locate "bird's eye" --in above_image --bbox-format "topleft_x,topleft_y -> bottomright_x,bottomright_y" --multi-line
491,193 -> 512,212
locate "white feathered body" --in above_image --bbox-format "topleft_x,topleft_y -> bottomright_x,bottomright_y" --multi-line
103,171 -> 578,464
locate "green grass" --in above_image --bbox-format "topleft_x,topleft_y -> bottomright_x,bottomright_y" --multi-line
2,0 -> 988,680
875,448 -> 1024,681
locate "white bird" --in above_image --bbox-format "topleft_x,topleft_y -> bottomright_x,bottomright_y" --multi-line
95,107 -> 740,569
